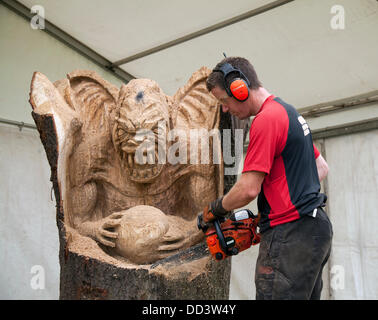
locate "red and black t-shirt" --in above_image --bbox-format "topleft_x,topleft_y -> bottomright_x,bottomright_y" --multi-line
242,95 -> 326,233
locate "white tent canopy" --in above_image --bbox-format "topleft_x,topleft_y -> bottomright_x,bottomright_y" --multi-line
8,0 -> 378,103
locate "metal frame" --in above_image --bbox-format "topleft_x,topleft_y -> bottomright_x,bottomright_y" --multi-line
243,117 -> 378,151
111,0 -> 295,67
298,90 -> 378,119
1,0 -> 135,83
1,0 -> 295,73
2,0 -> 378,140
5,114 -> 376,138
311,117 -> 378,140
243,90 -> 378,150
0,117 -> 37,130
1,0 -> 296,79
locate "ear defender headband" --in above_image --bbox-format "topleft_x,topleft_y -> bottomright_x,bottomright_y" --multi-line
213,63 -> 251,102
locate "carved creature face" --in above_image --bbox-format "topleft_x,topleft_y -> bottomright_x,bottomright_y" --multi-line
112,79 -> 170,183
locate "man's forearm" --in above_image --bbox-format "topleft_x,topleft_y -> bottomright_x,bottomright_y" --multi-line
200,171 -> 264,223
316,155 -> 329,182
222,171 -> 265,211
222,180 -> 256,211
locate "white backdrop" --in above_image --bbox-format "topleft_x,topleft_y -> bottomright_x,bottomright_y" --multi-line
324,129 -> 378,299
0,124 -> 59,299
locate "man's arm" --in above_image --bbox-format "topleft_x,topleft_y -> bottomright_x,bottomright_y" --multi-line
198,170 -> 265,224
316,154 -> 329,182
222,171 -> 266,211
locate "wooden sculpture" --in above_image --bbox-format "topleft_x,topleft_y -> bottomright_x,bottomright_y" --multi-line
29,67 -> 239,299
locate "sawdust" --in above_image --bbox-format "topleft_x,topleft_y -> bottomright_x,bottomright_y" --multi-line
150,256 -> 211,281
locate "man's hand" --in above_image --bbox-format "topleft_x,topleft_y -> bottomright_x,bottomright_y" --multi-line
197,205 -> 215,231
209,197 -> 230,218
198,196 -> 230,229
202,204 -> 217,224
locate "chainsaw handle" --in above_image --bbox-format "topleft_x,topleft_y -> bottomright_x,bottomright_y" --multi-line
244,209 -> 259,220
214,219 -> 228,252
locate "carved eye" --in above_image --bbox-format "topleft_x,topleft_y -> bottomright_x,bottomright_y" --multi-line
117,117 -> 135,133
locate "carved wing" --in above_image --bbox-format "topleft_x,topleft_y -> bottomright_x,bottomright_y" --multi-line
30,70 -> 120,227
30,72 -> 78,145
30,72 -> 82,227
30,70 -> 120,141
172,66 -> 224,197
172,66 -> 220,131
65,70 -> 119,135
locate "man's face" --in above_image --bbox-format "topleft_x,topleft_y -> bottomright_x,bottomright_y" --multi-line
210,86 -> 251,119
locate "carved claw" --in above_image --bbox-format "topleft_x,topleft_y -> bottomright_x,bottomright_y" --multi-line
98,235 -> 117,248
96,212 -> 125,247
157,231 -> 191,253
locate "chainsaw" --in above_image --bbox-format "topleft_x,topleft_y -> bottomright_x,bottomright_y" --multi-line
197,209 -> 261,261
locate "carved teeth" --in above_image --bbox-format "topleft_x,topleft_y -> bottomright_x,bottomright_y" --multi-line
129,166 -> 161,181
128,154 -> 134,168
147,153 -> 155,164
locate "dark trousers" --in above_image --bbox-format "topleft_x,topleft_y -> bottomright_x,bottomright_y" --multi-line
255,207 -> 333,300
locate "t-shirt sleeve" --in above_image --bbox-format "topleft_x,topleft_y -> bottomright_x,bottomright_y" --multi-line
242,112 -> 288,174
313,143 -> 320,159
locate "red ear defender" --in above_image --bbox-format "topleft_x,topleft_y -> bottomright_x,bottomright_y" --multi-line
230,79 -> 249,101
212,62 -> 251,101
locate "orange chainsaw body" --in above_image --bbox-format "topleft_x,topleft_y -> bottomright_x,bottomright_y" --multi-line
204,209 -> 260,261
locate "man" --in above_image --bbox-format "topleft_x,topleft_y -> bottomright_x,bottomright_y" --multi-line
199,56 -> 333,300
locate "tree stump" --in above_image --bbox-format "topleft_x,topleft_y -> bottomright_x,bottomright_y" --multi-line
32,107 -> 246,300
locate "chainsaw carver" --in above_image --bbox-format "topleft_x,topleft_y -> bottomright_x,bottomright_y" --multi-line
199,56 -> 333,300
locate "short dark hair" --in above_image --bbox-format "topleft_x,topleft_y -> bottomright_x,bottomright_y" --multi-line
206,57 -> 262,92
